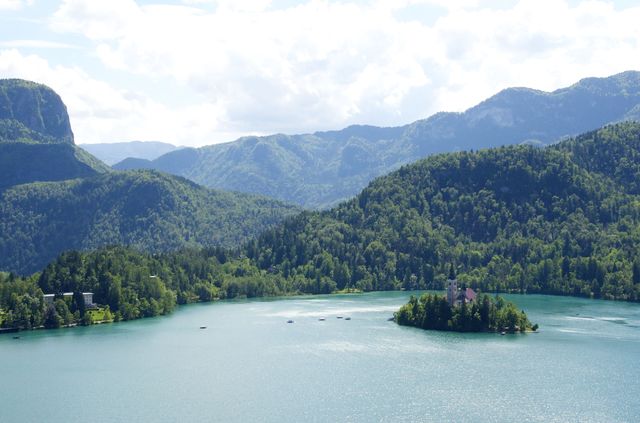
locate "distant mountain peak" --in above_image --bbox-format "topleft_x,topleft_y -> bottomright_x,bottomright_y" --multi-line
80,140 -> 180,165
564,70 -> 640,95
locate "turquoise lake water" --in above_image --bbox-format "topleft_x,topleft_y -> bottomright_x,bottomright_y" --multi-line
1,292 -> 639,422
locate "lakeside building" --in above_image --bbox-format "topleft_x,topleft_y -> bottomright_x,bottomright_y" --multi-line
43,292 -> 94,307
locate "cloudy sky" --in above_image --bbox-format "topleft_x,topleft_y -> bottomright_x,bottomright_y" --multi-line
1,0 -> 639,146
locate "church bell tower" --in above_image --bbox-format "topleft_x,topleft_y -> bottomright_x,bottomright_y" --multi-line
446,264 -> 457,306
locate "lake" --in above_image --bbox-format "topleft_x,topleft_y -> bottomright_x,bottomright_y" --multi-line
1,292 -> 639,422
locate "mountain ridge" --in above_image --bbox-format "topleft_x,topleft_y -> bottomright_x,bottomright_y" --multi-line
115,70 -> 640,208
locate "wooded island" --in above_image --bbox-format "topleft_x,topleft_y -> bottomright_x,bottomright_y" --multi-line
395,290 -> 536,333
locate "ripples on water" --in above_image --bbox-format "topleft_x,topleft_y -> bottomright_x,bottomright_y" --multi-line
1,292 -> 639,422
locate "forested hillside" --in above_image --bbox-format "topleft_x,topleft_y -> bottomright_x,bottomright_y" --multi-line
0,170 -> 299,275
116,71 -> 640,208
247,123 -> 640,301
3,123 -> 640,331
0,80 -> 300,275
0,142 -> 109,191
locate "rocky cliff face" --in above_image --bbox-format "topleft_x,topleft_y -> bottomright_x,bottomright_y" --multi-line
0,79 -> 74,144
0,79 -> 108,190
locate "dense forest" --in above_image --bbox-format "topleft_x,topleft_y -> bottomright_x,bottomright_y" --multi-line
395,293 -> 535,333
3,123 -> 640,331
0,141 -> 109,191
0,246 -> 295,330
247,122 -> 640,301
0,170 -> 300,275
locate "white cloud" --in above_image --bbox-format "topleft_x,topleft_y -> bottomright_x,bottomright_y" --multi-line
0,40 -> 78,49
0,49 -> 233,146
7,0 -> 640,146
51,0 -> 141,40
50,0 -> 437,135
0,0 -> 32,10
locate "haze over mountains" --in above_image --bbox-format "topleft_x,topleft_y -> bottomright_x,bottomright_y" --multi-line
80,141 -> 180,166
114,71 -> 640,209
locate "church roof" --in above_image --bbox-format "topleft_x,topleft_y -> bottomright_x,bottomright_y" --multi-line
456,288 -> 477,302
465,288 -> 477,301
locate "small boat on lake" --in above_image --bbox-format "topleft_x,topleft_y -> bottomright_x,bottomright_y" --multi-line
345,317 -> 351,321
287,320 -> 294,324
318,317 -> 325,321
337,316 -> 343,319
200,326 -> 207,329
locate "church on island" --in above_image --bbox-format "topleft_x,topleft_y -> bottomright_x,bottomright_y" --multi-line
446,276 -> 476,307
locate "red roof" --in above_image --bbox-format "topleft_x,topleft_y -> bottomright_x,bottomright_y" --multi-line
465,288 -> 476,301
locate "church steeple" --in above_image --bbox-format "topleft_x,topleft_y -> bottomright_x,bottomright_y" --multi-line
448,263 -> 456,280
446,264 -> 457,306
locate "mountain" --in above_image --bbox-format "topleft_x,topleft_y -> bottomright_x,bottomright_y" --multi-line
0,79 -> 74,144
0,79 -> 109,190
0,79 -> 299,274
0,170 -> 300,275
80,141 -> 180,165
245,122 -> 640,301
112,157 -> 154,170
118,71 -> 640,209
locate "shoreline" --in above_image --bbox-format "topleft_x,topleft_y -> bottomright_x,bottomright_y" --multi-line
1,290 -> 634,335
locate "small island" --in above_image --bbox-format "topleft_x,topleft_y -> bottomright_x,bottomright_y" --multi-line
395,275 -> 537,333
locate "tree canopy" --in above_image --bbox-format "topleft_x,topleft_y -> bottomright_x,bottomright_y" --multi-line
0,170 -> 300,274
395,293 -> 535,333
248,122 -> 640,301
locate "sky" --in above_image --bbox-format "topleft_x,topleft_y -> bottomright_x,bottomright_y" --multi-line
1,0 -> 639,147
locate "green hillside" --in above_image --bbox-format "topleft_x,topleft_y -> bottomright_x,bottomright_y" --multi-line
0,170 -> 300,274
246,122 -> 640,301
0,79 -> 299,275
0,142 -> 109,191
3,123 -> 640,331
